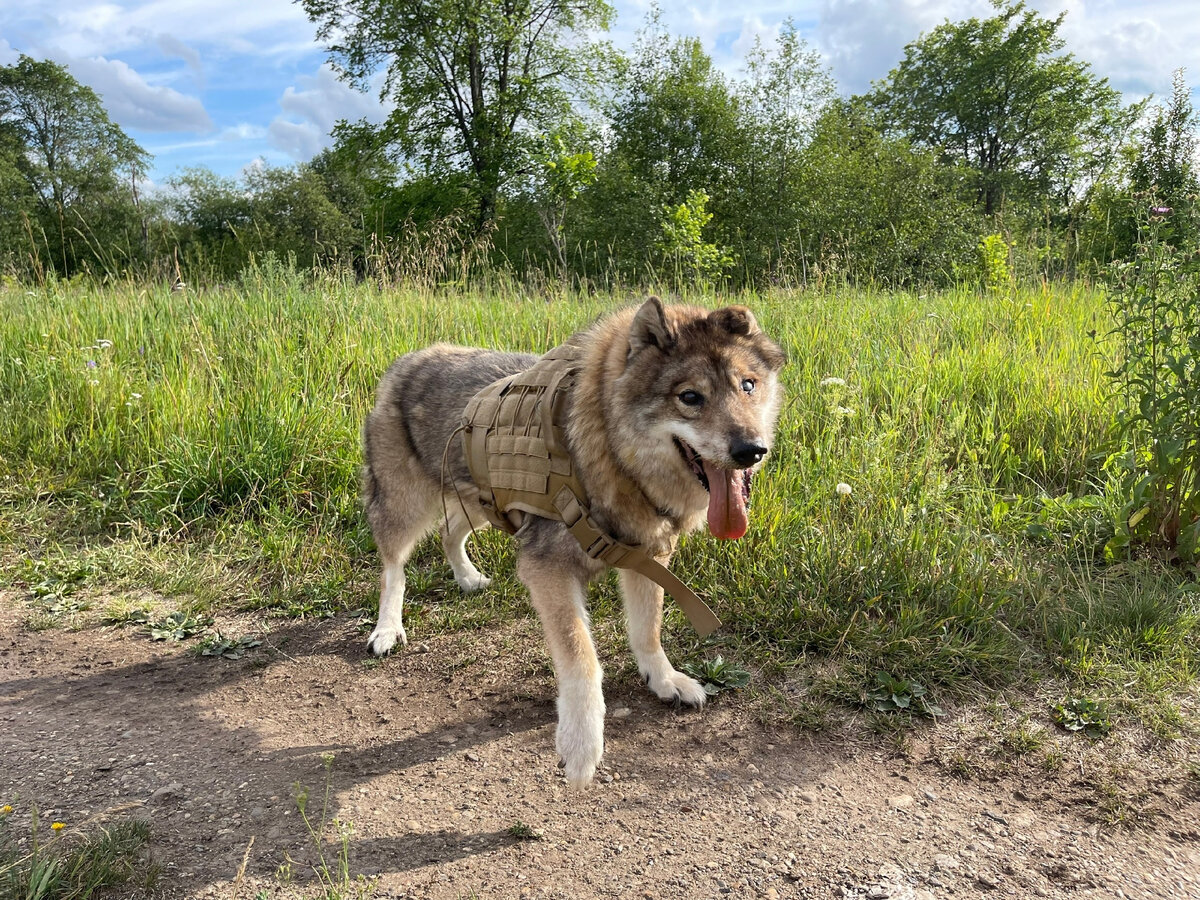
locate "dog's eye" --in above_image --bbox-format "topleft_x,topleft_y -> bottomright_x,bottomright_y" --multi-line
678,390 -> 704,407
741,378 -> 755,394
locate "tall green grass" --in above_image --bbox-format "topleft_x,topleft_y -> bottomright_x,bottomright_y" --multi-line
1,275 -> 1196,718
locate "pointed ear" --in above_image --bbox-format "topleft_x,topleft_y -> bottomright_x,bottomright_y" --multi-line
629,296 -> 676,354
708,305 -> 758,336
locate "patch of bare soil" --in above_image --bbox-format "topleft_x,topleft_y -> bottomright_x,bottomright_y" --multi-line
1,595 -> 1197,900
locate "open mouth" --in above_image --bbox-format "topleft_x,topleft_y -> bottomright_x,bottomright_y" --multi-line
674,438 -> 753,540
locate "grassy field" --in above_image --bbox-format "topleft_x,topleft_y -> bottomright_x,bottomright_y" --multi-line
1,270 -> 1197,740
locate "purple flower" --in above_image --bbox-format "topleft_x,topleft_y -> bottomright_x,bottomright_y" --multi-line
86,360 -> 97,368
1150,206 -> 1173,215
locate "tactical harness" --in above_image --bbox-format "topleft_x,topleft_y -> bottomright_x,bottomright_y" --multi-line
460,343 -> 722,638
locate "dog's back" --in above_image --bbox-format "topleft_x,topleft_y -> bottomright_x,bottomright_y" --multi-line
364,344 -> 536,498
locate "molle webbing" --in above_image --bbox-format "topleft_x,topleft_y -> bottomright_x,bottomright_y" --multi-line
461,345 -> 721,638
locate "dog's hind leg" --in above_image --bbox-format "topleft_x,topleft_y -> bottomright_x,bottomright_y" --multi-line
518,553 -> 605,787
618,569 -> 707,707
366,489 -> 438,657
440,500 -> 492,593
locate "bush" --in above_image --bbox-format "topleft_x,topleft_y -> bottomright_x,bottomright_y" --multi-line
1105,207 -> 1200,560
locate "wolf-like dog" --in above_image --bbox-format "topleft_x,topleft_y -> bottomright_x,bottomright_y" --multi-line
362,298 -> 785,786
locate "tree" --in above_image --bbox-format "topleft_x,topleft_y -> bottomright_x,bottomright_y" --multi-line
871,0 -> 1134,216
609,23 -> 741,207
300,0 -> 613,232
797,100 -> 979,286
0,55 -> 149,274
731,21 -> 835,281
1131,68 -> 1198,212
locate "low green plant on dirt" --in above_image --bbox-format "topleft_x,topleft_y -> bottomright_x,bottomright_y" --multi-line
0,803 -> 156,900
1052,696 -> 1113,738
679,655 -> 752,696
282,754 -> 375,900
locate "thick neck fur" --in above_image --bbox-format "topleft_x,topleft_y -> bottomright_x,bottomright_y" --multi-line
564,307 -> 710,556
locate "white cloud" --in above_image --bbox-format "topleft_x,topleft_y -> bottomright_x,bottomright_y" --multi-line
267,64 -> 389,160
65,54 -> 213,132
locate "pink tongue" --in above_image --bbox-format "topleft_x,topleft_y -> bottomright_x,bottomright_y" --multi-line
704,461 -> 748,540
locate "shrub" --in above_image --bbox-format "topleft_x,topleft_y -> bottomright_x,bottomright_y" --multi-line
1105,207 -> 1200,560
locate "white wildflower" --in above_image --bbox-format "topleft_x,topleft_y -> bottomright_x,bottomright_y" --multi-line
820,376 -> 846,388
97,339 -> 113,349
836,482 -> 852,497
835,406 -> 855,417
89,379 -> 99,387
130,392 -> 142,400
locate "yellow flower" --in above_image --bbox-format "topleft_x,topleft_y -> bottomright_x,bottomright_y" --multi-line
0,805 -> 12,815
51,822 -> 65,831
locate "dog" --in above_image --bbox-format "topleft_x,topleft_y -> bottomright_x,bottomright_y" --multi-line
362,297 -> 785,785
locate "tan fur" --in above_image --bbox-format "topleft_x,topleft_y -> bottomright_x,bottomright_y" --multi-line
361,299 -> 784,786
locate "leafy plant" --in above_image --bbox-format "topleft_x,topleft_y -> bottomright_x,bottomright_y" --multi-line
679,655 -> 751,696
290,754 -> 376,900
867,671 -> 945,718
21,559 -> 90,601
978,233 -> 1012,292
657,189 -> 735,288
1052,696 -> 1112,738
194,632 -> 262,660
146,611 -> 212,642
505,821 -> 544,841
1104,207 -> 1200,560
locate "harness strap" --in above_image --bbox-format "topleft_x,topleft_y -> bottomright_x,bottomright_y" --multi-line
552,487 -> 722,639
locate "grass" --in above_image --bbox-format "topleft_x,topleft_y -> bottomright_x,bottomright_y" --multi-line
0,273 -> 1198,736
0,805 -> 155,900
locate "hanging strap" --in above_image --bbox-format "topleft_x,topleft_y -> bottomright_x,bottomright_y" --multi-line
551,487 -> 722,638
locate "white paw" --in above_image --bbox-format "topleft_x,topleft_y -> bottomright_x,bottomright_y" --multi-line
646,668 -> 708,708
555,690 -> 605,788
367,625 -> 407,656
455,571 -> 491,593
557,727 -> 604,788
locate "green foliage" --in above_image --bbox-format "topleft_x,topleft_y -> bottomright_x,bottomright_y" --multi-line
871,0 -> 1137,216
532,129 -> 598,272
146,612 -> 213,642
978,233 -> 1013,291
657,189 -> 734,288
1104,210 -> 1200,560
726,21 -> 835,283
505,821 -> 544,841
678,655 -> 752,696
195,632 -> 263,660
866,671 -> 945,718
0,55 -> 149,278
300,0 -> 614,230
1131,69 -> 1198,211
0,806 -> 153,900
795,100 -> 980,286
290,755 -> 376,899
1052,696 -> 1112,738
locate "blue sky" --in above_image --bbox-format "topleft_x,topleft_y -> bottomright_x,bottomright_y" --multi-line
2,0 -> 1196,184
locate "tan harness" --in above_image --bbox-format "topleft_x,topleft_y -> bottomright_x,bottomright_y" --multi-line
461,343 -> 721,637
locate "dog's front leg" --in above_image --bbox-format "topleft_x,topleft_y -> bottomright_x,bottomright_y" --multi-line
517,554 -> 605,787
619,568 -> 707,707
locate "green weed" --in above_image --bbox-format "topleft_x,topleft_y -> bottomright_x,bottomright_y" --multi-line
0,804 -> 155,900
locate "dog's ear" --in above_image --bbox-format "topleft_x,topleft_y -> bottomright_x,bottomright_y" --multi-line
629,296 -> 676,354
708,305 -> 759,336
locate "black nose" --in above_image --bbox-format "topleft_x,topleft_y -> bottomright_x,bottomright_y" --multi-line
730,439 -> 768,467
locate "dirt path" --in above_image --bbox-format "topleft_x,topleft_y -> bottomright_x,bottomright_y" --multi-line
2,598 -> 1198,900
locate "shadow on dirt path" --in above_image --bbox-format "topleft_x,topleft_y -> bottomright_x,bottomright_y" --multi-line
2,599 -> 1198,899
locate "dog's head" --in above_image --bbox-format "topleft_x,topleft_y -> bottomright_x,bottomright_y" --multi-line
615,297 -> 786,539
